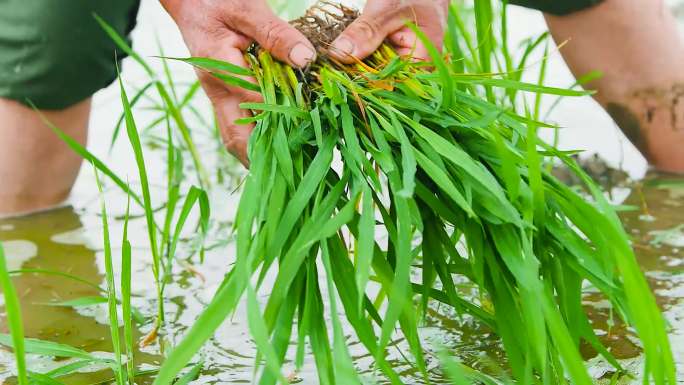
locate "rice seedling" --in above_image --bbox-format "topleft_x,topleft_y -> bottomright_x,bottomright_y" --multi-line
5,2 -> 673,384
0,329 -> 124,382
95,14 -> 211,189
86,72 -> 212,340
38,60 -> 212,340
121,193 -> 136,384
118,70 -> 166,331
151,2 -> 675,384
94,167 -> 126,385
0,241 -> 28,385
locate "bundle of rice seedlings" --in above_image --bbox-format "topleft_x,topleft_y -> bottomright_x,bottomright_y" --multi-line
156,3 -> 675,384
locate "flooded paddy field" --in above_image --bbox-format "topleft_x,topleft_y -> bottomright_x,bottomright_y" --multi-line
1,164 -> 683,384
1,1 -> 684,384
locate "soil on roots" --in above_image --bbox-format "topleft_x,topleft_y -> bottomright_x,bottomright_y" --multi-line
291,1 -> 359,55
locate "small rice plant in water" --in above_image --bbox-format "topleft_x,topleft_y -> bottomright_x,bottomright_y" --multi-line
154,2 -> 675,384
0,241 -> 28,385
0,230 -> 146,383
2,60 -> 211,385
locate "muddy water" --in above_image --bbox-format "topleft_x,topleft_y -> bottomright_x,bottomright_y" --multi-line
1,170 -> 683,384
0,209 -> 161,384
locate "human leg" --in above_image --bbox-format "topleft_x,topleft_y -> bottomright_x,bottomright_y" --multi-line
0,98 -> 90,215
544,0 -> 684,172
0,0 -> 140,215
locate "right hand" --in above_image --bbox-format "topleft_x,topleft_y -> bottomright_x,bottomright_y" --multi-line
160,0 -> 317,166
328,0 -> 449,63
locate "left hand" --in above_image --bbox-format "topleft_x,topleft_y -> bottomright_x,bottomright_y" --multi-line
328,0 -> 449,63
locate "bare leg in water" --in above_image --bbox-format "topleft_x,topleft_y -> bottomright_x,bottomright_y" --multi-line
545,0 -> 684,173
0,98 -> 90,216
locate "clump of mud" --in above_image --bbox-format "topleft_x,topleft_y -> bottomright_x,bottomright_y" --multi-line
290,1 -> 359,55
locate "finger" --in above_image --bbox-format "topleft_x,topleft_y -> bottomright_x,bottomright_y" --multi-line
214,94 -> 253,166
330,1 -> 447,63
227,4 -> 317,68
415,20 -> 446,56
196,42 -> 260,166
329,11 -> 405,63
388,20 -> 445,61
195,32 -> 261,99
389,29 -> 423,60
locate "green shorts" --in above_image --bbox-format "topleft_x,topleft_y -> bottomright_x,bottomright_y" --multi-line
0,0 -> 140,110
509,0 -> 603,15
0,0 -> 599,110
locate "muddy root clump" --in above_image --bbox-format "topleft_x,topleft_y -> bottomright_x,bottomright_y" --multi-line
290,1 -> 359,55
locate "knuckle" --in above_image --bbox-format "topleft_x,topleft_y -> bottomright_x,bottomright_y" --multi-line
195,68 -> 217,85
222,129 -> 248,158
352,18 -> 381,40
228,86 -> 253,101
256,20 -> 289,50
221,1 -> 250,29
222,133 -> 239,152
197,73 -> 228,100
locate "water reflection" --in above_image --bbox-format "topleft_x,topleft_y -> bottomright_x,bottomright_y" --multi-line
0,207 -> 158,384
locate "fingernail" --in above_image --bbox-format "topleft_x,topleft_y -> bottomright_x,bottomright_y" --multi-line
289,43 -> 316,68
331,37 -> 354,57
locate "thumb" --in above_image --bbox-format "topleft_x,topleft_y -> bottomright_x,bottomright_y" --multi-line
329,13 -> 401,63
239,9 -> 317,68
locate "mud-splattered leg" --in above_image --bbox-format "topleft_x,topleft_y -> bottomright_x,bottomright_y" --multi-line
544,0 -> 684,173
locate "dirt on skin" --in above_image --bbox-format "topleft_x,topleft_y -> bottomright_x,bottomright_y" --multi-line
606,83 -> 684,164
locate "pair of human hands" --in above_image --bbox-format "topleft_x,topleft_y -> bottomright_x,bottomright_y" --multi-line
160,0 -> 448,165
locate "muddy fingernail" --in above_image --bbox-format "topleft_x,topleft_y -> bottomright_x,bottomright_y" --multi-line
331,37 -> 354,56
289,43 -> 316,68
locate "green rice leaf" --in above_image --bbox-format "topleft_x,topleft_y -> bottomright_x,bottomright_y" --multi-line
119,72 -> 164,328
239,103 -> 308,118
246,286 -> 289,384
211,72 -> 262,92
407,23 -> 453,109
37,296 -> 108,308
94,167 -> 125,385
355,187 -> 375,314
161,56 -> 253,76
0,242 -> 28,385
0,335 -> 98,360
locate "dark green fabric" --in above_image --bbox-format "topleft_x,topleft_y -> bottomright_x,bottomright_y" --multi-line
509,0 -> 604,15
0,0 -> 140,110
